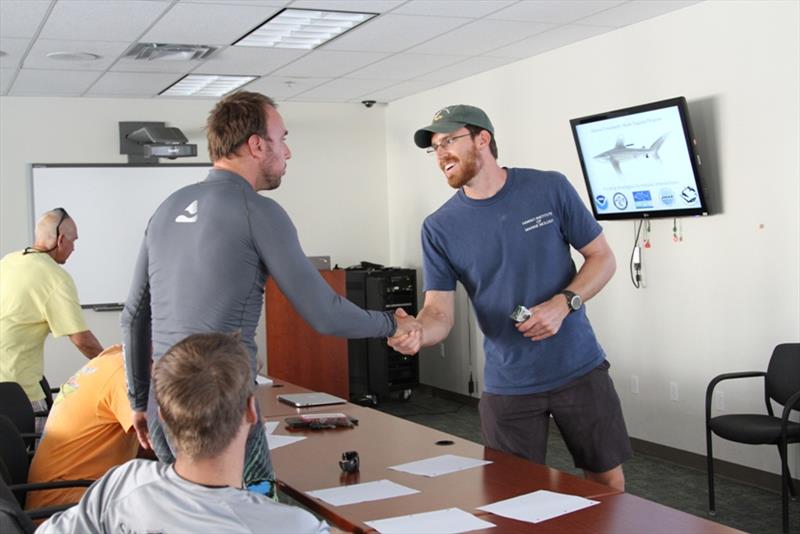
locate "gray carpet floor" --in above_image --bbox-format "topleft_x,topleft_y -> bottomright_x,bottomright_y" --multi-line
373,388 -> 799,534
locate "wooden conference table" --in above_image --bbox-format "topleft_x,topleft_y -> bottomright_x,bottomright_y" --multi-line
257,380 -> 740,533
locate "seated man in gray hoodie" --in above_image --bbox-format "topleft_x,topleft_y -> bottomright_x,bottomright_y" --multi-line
38,332 -> 328,533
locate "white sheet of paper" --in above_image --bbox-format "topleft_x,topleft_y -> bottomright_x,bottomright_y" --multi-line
307,479 -> 419,507
263,421 -> 279,435
477,490 -> 599,524
267,433 -> 305,450
365,507 -> 495,534
255,375 -> 273,385
389,454 -> 492,477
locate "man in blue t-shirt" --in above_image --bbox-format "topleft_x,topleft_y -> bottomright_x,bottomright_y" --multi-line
389,105 -> 632,491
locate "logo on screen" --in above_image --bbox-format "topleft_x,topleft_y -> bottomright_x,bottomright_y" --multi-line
612,193 -> 628,210
595,195 -> 608,210
632,190 -> 653,209
659,188 -> 675,206
681,186 -> 698,203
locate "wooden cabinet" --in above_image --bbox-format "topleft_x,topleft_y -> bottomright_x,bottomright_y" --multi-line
265,270 -> 349,398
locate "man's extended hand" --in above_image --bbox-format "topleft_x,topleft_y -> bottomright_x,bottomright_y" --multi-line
388,308 -> 423,355
516,294 -> 570,341
132,410 -> 153,450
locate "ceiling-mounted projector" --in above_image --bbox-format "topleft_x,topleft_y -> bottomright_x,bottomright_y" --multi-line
119,121 -> 197,164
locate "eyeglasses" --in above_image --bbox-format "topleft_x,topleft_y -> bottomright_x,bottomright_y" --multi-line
425,133 -> 472,154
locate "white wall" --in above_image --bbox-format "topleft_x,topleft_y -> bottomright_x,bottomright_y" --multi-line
0,97 -> 390,384
384,0 -> 800,477
1,0 -> 797,479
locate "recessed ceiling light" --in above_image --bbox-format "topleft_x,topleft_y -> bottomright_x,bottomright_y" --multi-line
235,8 -> 376,50
46,51 -> 101,61
123,42 -> 217,62
160,74 -> 256,97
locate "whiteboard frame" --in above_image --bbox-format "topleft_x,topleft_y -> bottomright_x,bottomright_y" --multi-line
30,163 -> 211,309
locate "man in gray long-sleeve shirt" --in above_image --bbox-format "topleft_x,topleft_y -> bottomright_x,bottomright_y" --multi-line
120,91 -> 421,492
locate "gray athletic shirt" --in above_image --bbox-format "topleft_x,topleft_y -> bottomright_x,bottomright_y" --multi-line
37,460 -> 329,534
121,169 -> 396,410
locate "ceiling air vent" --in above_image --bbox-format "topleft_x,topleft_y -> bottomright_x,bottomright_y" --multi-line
123,42 -> 218,61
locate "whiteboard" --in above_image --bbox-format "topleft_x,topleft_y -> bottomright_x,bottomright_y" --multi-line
31,164 -> 211,307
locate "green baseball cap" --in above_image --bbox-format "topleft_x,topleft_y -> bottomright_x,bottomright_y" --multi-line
414,104 -> 494,149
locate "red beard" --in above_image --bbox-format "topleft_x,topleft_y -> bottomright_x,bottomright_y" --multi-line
441,145 -> 480,189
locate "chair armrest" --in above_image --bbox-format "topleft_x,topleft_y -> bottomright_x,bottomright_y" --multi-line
9,479 -> 94,492
705,371 -> 767,423
780,389 -> 800,441
33,410 -> 49,418
19,432 -> 41,441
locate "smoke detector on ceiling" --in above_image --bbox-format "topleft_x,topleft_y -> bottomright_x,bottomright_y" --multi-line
123,42 -> 218,61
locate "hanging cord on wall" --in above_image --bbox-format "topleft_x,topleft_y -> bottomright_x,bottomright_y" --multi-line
630,219 -> 644,288
466,301 -> 476,395
672,217 -> 683,242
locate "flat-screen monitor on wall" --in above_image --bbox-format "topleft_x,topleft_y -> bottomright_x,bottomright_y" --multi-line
570,96 -> 709,220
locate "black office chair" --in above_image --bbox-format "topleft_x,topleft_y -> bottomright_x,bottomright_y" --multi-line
0,415 -> 93,512
0,383 -> 40,452
37,377 -> 60,413
0,476 -> 35,534
705,343 -> 800,533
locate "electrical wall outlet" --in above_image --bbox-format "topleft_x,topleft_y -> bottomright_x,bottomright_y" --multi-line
630,375 -> 639,394
715,390 -> 725,411
669,381 -> 679,402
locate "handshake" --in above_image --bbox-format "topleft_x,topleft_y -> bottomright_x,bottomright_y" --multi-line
387,308 -> 423,355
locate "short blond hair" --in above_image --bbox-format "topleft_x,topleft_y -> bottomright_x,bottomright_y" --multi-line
153,332 -> 254,460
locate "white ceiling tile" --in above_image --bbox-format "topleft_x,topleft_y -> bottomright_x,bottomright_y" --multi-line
579,0 -> 699,28
363,79 -> 445,102
23,39 -> 131,71
245,75 -> 330,99
488,0 -> 626,24
271,50 -> 388,78
179,0 -> 288,6
288,0 -> 404,13
323,14 -> 472,53
39,1 -> 171,41
0,39 -> 32,70
486,23 -> 611,58
142,3 -> 282,45
10,68 -> 102,96
0,69 -> 18,94
416,55 -> 518,82
111,53 -> 211,73
346,53 -> 467,81
193,46 -> 308,75
294,77 -> 395,100
409,18 -> 552,56
86,71 -> 184,96
392,0 -> 516,18
0,0 -> 52,39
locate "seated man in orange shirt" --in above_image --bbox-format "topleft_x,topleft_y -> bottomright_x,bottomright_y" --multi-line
26,344 -> 138,509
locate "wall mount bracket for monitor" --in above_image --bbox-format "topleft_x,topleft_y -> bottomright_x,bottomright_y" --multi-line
119,121 -> 197,164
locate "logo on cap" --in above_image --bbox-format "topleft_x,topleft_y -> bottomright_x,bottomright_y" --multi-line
432,107 -> 451,123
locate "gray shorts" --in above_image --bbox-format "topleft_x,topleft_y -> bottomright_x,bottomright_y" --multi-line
479,360 -> 632,473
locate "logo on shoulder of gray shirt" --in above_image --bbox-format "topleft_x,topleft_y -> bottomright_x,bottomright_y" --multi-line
175,200 -> 198,223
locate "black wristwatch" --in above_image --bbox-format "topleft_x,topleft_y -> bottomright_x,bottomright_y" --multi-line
560,290 -> 582,313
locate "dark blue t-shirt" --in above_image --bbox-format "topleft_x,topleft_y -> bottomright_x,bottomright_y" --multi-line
421,168 -> 606,395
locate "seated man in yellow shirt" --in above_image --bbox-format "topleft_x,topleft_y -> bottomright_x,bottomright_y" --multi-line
0,208 -> 103,424
25,345 -> 138,510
